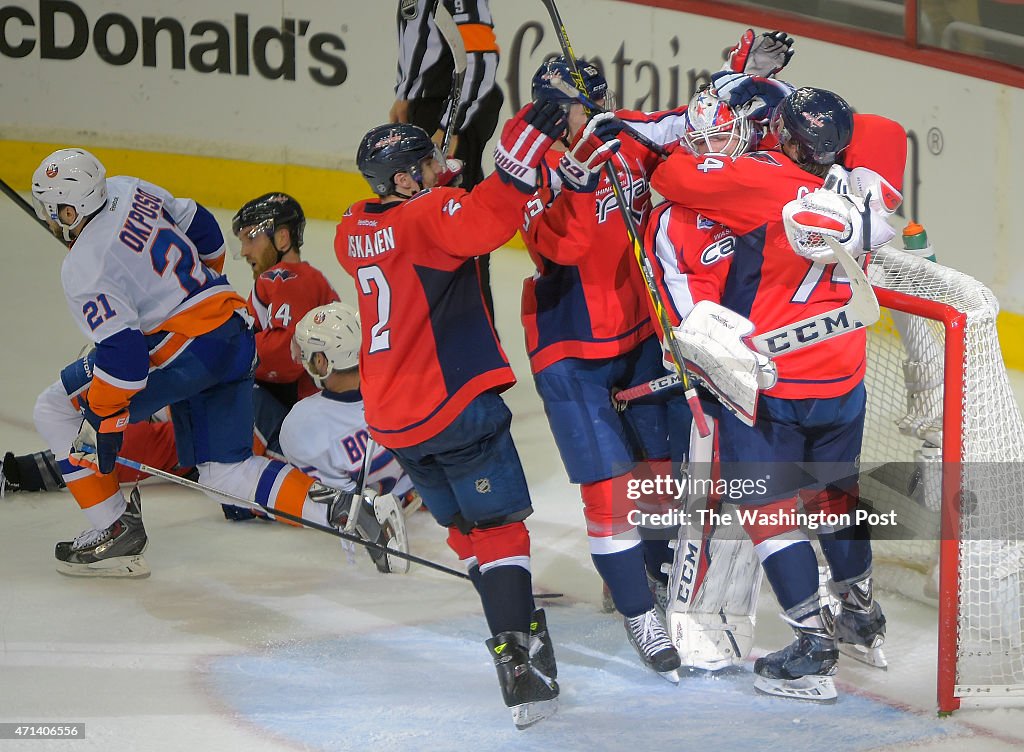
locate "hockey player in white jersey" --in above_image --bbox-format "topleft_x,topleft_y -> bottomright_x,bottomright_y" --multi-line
30,148 -> 401,576
286,303 -> 413,570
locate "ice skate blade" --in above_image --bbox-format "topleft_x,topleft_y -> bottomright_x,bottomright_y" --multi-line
753,674 -> 837,703
659,668 -> 681,684
56,554 -> 151,579
511,696 -> 558,729
840,642 -> 888,669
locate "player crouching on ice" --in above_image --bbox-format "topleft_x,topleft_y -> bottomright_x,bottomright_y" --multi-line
650,85 -> 906,700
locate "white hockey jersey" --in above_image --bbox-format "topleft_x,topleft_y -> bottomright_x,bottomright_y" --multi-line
60,176 -> 244,417
280,389 -> 414,496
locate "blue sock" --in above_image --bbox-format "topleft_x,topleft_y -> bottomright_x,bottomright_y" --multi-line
761,541 -> 820,614
592,541 -> 654,618
818,521 -> 873,584
640,528 -> 675,585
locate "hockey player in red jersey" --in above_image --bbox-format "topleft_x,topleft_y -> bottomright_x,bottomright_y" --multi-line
649,86 -> 907,700
521,57 -> 686,682
335,104 -> 566,728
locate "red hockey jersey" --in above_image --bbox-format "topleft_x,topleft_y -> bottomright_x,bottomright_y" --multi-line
521,139 -> 662,373
335,175 -> 529,447
248,260 -> 339,400
649,114 -> 906,399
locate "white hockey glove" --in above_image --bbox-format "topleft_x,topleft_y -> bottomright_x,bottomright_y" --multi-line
782,187 -> 896,263
556,112 -> 623,193
673,300 -> 777,425
711,71 -> 795,123
494,101 -> 567,194
823,164 -> 903,217
723,29 -> 795,77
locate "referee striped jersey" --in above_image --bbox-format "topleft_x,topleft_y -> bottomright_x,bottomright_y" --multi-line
395,0 -> 499,132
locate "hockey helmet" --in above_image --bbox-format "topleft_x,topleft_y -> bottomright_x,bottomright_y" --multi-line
531,56 -> 613,108
293,302 -> 362,386
31,148 -> 107,243
231,192 -> 306,249
769,87 -> 853,169
357,123 -> 442,197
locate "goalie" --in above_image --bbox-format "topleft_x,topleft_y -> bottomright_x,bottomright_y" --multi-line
647,84 -> 907,701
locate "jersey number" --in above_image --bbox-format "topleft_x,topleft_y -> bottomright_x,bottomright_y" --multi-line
150,228 -> 208,294
791,260 -> 852,304
267,302 -> 292,328
357,265 -> 392,353
83,293 -> 117,331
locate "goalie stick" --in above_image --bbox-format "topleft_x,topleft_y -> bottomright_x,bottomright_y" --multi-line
614,238 -> 880,404
538,0 -> 710,438
112,457 -> 564,597
431,2 -> 466,158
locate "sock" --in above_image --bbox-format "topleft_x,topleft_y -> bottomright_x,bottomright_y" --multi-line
591,541 -> 654,618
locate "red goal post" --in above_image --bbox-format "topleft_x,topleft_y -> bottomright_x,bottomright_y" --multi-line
864,247 -> 1024,713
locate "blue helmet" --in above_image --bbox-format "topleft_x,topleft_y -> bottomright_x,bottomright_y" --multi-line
531,56 -> 609,105
357,123 -> 438,196
769,87 -> 854,170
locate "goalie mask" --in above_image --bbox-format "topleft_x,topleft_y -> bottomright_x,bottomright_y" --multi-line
293,302 -> 361,387
769,87 -> 853,172
357,123 -> 444,197
31,148 -> 108,244
681,86 -> 755,158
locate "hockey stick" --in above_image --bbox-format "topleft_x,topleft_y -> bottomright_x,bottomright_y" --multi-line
614,238 -> 881,403
344,436 -> 377,535
538,0 -> 710,438
113,456 -> 564,597
548,78 -> 668,158
114,456 -> 468,579
0,175 -> 50,229
432,2 -> 466,158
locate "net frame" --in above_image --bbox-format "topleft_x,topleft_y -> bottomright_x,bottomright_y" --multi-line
866,247 -> 1024,713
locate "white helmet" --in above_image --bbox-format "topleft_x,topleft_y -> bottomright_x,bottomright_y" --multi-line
31,148 -> 108,242
680,87 -> 754,159
293,302 -> 361,387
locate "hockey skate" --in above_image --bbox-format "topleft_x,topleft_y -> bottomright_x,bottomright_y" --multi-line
486,630 -> 559,729
827,579 -> 888,670
54,487 -> 150,578
314,484 -> 409,574
624,607 -> 682,683
753,618 -> 839,703
529,608 -> 557,681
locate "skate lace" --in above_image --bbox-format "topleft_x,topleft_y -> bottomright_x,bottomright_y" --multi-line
627,610 -> 673,657
71,526 -> 110,550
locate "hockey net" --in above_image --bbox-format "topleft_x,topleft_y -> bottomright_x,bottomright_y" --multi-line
861,247 -> 1024,711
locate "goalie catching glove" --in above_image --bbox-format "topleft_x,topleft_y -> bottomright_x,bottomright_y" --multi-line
494,101 -> 567,194
782,184 -> 897,264
724,29 -> 795,77
669,300 -> 776,426
557,112 -> 623,193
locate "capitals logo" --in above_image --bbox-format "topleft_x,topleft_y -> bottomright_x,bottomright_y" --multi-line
262,269 -> 296,282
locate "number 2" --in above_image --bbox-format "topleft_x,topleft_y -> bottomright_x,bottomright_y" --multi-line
357,265 -> 392,353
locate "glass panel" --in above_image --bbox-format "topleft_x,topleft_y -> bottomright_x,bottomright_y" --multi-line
921,0 -> 1024,68
727,0 -> 905,37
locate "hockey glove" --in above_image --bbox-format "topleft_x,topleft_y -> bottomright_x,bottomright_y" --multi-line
435,157 -> 464,188
557,112 -> 623,193
494,101 -> 567,194
711,71 -> 795,123
782,188 -> 896,263
724,29 -> 795,77
69,406 -> 129,475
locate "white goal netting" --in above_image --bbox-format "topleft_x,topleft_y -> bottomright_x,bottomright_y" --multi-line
862,247 -> 1024,702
